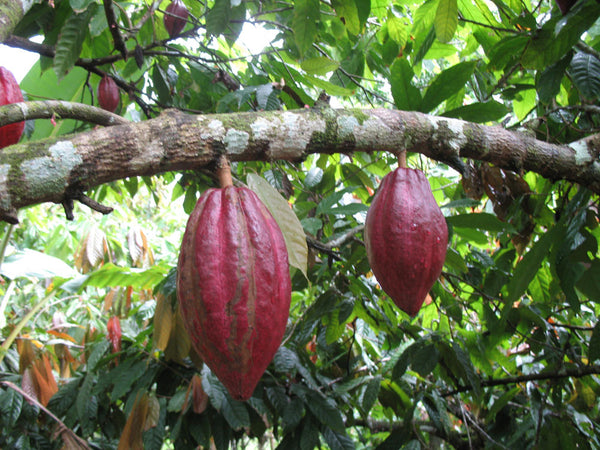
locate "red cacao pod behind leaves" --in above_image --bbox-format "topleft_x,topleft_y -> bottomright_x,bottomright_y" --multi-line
164,0 -> 189,38
364,168 -> 448,316
0,66 -> 25,149
97,75 -> 119,112
177,186 -> 291,401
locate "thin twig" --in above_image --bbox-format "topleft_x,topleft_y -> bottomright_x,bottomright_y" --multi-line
442,364 -> 600,396
1,381 -> 91,449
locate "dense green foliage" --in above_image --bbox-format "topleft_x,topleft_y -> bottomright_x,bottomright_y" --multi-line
1,0 -> 600,448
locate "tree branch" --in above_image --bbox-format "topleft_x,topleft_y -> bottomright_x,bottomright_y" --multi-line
0,0 -> 33,43
442,364 -> 600,396
0,101 -> 129,127
1,107 -> 599,223
103,0 -> 128,60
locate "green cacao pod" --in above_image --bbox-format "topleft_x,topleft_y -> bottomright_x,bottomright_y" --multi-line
164,0 -> 189,38
177,186 -> 291,400
0,67 -> 24,149
364,168 -> 448,316
97,75 -> 119,113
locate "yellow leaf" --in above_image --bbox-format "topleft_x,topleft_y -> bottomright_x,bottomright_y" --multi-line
118,392 -> 149,450
153,293 -> 173,351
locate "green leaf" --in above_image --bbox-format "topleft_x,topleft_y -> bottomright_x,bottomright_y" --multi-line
0,249 -> 78,280
300,418 -> 321,450
221,397 -> 251,430
301,57 -> 340,76
305,74 -> 356,96
411,342 -> 439,377
371,0 -> 390,19
390,59 -> 422,111
331,0 -> 361,35
47,377 -> 80,416
152,65 -> 172,105
506,228 -> 556,303
273,347 -> 300,373
301,217 -> 323,235
54,5 -> 96,81
435,0 -> 457,43
538,54 -> 572,103
589,322 -> 600,363
0,387 -> 23,427
486,386 -> 520,422
293,0 -> 321,56
323,428 -> 356,450
487,35 -> 528,71
443,101 -> 509,123
110,359 -> 149,399
521,0 -> 600,69
304,390 -> 346,433
76,373 -> 94,432
247,173 -> 308,277
83,263 -> 170,290
569,52 -> 600,101
361,376 -> 381,414
421,61 -> 477,113
70,0 -> 96,12
282,397 -> 305,432
576,260 -> 600,299
446,213 -> 515,232
387,16 -> 409,46
207,0 -> 231,36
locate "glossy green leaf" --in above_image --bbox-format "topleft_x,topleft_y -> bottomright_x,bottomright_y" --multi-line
387,16 -> 409,46
521,0 -> 600,69
301,57 -> 340,76
434,0 -> 457,43
446,213 -> 516,232
323,428 -> 356,450
331,0 -> 361,35
443,101 -> 509,122
293,0 -> 320,56
0,388 -> 23,427
247,173 -> 308,277
569,52 -> 600,101
390,59 -> 422,111
506,228 -> 556,303
362,376 -> 381,414
54,4 -> 96,81
421,61 -> 477,113
221,397 -> 251,430
538,55 -> 572,103
0,249 -> 78,280
304,391 -> 346,433
589,322 -> 600,362
207,0 -> 231,36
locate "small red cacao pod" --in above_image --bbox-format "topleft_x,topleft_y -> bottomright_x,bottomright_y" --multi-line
97,75 -> 119,112
364,168 -> 448,316
164,0 -> 189,38
177,186 -> 291,400
0,66 -> 25,149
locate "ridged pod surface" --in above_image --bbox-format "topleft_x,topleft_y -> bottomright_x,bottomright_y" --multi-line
97,75 -> 119,113
364,168 -> 448,316
164,0 -> 189,38
0,67 -> 25,149
177,186 -> 291,400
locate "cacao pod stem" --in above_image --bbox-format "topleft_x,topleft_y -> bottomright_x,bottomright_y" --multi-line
216,156 -> 233,188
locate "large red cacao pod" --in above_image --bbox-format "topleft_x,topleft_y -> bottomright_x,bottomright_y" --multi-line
0,67 -> 25,149
97,75 -> 119,112
177,186 -> 291,400
364,168 -> 448,316
164,0 -> 189,38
